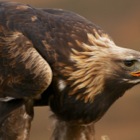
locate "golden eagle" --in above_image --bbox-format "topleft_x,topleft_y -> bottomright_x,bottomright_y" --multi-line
0,1 -> 140,140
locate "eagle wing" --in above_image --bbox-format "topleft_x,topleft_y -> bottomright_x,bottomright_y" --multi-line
0,2 -> 52,99
0,1 -> 107,104
0,2 -> 53,139
0,1 -> 113,139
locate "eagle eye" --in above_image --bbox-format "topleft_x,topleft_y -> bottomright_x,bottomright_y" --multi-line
124,60 -> 136,67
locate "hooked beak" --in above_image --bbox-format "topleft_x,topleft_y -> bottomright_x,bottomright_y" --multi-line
130,71 -> 140,77
130,59 -> 140,77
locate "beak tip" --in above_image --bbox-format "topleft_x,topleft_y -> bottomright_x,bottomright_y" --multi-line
130,71 -> 140,77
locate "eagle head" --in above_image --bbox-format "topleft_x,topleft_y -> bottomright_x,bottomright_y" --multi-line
66,30 -> 140,102
50,29 -> 140,124
105,46 -> 140,86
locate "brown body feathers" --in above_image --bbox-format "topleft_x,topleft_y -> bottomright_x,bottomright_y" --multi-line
0,1 -> 140,140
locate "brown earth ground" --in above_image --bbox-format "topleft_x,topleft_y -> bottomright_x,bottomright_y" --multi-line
5,0 -> 140,139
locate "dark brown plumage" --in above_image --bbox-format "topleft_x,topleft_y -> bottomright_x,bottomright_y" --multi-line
0,1 -> 140,140
0,2 -> 52,139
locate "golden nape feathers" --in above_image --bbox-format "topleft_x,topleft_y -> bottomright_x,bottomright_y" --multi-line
0,1 -> 139,140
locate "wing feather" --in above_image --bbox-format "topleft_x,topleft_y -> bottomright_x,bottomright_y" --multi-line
0,2 -> 52,98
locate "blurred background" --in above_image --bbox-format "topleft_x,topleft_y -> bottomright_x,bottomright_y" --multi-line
5,0 -> 140,139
